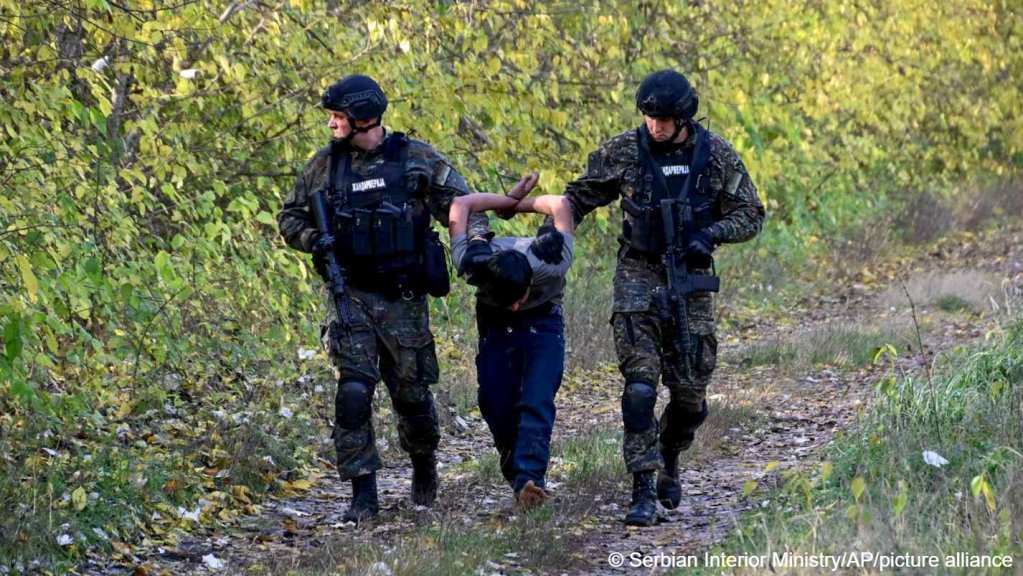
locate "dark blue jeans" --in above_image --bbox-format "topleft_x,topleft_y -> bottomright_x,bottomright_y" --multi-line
475,303 -> 565,491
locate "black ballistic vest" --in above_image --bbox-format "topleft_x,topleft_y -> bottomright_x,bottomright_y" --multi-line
622,122 -> 714,253
328,133 -> 432,295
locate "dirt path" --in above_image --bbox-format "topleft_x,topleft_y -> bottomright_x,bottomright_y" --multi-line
572,230 -> 1023,574
88,223 -> 1023,575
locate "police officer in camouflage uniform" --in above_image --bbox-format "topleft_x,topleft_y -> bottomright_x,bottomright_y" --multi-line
277,74 -> 490,523
549,70 -> 764,525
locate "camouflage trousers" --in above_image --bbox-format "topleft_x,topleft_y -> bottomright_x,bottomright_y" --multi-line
321,287 -> 441,480
611,256 -> 718,473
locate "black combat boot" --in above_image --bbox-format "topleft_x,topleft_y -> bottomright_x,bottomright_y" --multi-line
657,401 -> 708,510
624,471 -> 658,526
343,472 -> 379,523
411,453 -> 439,506
657,449 -> 683,510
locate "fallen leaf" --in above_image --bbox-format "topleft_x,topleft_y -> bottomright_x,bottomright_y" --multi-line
72,487 -> 87,512
202,554 -> 225,570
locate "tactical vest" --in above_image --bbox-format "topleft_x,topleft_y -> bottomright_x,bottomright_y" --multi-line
622,122 -> 714,254
327,133 -> 432,295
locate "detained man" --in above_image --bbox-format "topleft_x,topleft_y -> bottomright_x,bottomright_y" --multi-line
448,174 -> 575,510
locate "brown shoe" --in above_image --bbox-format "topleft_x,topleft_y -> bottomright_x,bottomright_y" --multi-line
514,481 -> 547,512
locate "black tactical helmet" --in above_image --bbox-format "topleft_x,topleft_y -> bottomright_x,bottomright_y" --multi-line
635,70 -> 698,120
322,74 -> 388,120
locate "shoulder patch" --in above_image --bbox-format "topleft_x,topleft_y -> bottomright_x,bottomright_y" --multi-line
432,162 -> 453,187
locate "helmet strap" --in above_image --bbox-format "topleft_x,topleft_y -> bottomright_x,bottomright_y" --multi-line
351,117 -> 382,134
668,118 -> 685,143
648,118 -> 685,148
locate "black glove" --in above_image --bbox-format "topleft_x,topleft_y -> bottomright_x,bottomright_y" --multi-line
685,230 -> 714,269
529,224 -> 565,265
459,237 -> 493,278
311,232 -> 335,278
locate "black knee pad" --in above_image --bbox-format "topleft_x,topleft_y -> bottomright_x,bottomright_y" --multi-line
336,380 -> 372,429
393,395 -> 434,417
621,381 -> 657,432
661,400 -> 710,446
680,400 -> 710,432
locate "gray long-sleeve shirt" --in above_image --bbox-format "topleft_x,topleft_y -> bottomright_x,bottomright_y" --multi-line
451,233 -> 574,310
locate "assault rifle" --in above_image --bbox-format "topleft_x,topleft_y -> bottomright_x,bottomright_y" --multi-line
659,198 -> 719,370
310,188 -> 355,350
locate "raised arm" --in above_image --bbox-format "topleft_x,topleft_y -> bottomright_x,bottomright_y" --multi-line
561,133 -> 632,228
514,196 -> 574,234
448,193 -> 521,238
448,173 -> 540,239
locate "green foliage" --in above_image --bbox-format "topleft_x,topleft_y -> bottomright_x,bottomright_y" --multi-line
722,315 -> 1023,568
1,0 -> 1021,568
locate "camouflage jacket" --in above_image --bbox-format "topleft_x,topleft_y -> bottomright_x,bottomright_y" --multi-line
563,125 -> 765,245
565,125 -> 766,319
277,131 -> 490,253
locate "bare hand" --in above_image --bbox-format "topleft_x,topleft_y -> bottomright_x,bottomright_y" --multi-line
497,172 -> 540,220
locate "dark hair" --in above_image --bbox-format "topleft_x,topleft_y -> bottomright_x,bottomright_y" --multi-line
482,251 -> 532,308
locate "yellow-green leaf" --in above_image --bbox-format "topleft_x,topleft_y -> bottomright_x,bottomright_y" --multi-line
851,477 -> 866,502
17,256 -> 39,303
72,487 -> 88,512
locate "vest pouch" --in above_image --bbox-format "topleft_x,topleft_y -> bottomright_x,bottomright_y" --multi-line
351,209 -> 374,257
627,210 -> 665,253
394,205 -> 415,253
334,211 -> 356,259
372,209 -> 397,257
422,230 -> 450,297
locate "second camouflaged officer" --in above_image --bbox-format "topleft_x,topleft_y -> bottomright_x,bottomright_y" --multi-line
277,74 -> 490,523
549,70 -> 765,526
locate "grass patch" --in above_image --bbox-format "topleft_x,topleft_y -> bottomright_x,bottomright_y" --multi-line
445,449 -> 502,487
737,323 -> 912,374
709,315 -> 1023,574
936,294 -> 974,313
880,270 -> 1004,315
689,400 -> 761,463
266,506 -> 582,576
448,426 -> 628,496
218,416 -> 303,492
549,427 -> 627,488
561,259 -> 616,371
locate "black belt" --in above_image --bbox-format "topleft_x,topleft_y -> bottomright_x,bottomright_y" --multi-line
623,248 -> 664,265
347,276 -> 426,302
